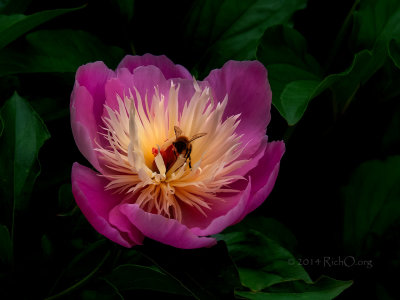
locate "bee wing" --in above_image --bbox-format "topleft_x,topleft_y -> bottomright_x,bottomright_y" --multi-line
174,126 -> 183,138
189,133 -> 207,142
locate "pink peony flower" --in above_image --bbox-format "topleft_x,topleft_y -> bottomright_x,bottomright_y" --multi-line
70,54 -> 285,249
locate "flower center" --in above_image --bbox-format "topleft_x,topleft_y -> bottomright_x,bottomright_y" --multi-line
96,80 -> 247,221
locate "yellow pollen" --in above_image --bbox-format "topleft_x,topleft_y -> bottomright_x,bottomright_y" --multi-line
96,80 -> 247,222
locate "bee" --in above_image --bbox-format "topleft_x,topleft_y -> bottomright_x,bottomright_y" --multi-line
152,126 -> 207,172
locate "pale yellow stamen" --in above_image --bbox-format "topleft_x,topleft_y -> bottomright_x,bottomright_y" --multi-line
96,80 -> 246,221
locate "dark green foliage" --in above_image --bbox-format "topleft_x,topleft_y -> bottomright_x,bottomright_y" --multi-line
0,0 -> 399,299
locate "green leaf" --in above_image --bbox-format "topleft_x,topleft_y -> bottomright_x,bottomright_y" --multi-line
46,250 -> 111,300
47,240 -> 108,297
0,92 -> 50,222
280,50 -> 375,124
115,0 -> 135,23
235,276 -> 352,300
257,25 -> 378,124
279,80 -> 321,125
257,25 -> 320,124
0,29 -> 124,75
104,264 -> 190,296
0,224 -> 13,265
138,241 -> 240,299
389,38 -> 400,69
343,156 -> 400,255
185,0 -> 307,77
217,230 -> 311,291
351,0 -> 400,73
223,216 -> 298,253
256,25 -> 321,76
352,0 -> 400,50
0,6 -> 83,50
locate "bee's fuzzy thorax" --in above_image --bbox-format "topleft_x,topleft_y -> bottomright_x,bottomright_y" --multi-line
95,80 -> 245,221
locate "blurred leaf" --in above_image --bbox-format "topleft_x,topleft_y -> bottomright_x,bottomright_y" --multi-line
256,25 -> 321,76
47,250 -> 111,300
217,230 -> 311,291
0,6 -> 83,50
41,234 -> 53,258
48,240 -> 109,297
185,0 -> 307,77
0,224 -> 13,265
389,38 -> 400,69
235,276 -> 352,300
30,97 -> 69,122
258,25 -> 376,124
139,241 -> 240,300
57,183 -> 76,216
104,264 -> 190,296
346,0 -> 400,105
80,286 -> 122,300
327,50 -> 378,110
375,283 -> 396,300
280,50 -> 376,124
343,156 -> 400,255
0,0 -> 31,14
352,0 -> 400,50
0,0 -> 7,11
62,239 -> 108,281
0,92 -> 50,217
224,216 -> 298,253
0,29 -> 124,75
382,104 -> 400,152
350,0 -> 400,75
115,0 -> 135,23
257,25 -> 320,124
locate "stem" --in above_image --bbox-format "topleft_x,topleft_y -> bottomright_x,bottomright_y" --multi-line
283,124 -> 296,144
10,204 -> 15,248
111,247 -> 122,269
341,83 -> 360,114
48,239 -> 106,295
44,250 -> 111,300
325,0 -> 360,70
102,278 -> 124,300
138,249 -> 199,300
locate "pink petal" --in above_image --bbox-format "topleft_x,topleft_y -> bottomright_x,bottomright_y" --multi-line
242,141 -> 285,216
71,163 -> 142,247
176,137 -> 268,234
204,61 -> 272,161
109,205 -> 144,245
170,77 -> 198,115
187,179 -> 253,236
70,84 -> 103,172
103,66 -> 171,115
104,77 -> 127,112
117,53 -> 192,80
183,140 -> 284,236
75,61 -> 115,125
230,136 -> 269,178
119,204 -> 217,249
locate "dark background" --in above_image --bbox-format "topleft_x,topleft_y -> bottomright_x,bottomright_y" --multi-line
1,0 -> 399,299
